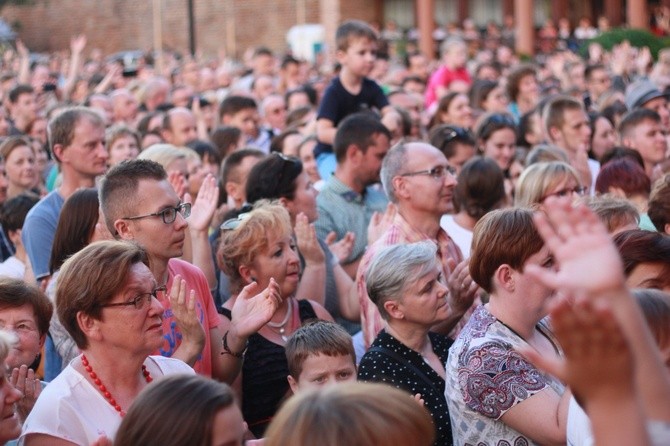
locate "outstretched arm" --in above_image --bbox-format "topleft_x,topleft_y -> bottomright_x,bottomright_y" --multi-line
527,198 -> 670,423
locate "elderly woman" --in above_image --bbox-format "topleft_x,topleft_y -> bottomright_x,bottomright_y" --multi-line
515,161 -> 586,207
20,240 -> 194,445
0,278 -> 52,422
0,330 -> 22,445
445,208 -> 570,445
357,241 -> 453,446
245,152 -> 358,331
217,202 -> 332,438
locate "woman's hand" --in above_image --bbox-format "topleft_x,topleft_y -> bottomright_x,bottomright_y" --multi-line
525,199 -> 626,297
446,259 -> 478,316
230,279 -> 282,340
169,275 -> 206,361
186,174 -> 218,233
326,231 -> 355,264
294,213 -> 324,266
10,364 -> 41,422
167,170 -> 187,200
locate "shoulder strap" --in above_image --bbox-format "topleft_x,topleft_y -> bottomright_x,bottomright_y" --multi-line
367,345 -> 440,393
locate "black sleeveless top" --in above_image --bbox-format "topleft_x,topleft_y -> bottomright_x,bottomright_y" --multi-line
221,299 -> 318,438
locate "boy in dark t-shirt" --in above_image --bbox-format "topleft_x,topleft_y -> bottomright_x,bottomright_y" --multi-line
315,20 -> 399,179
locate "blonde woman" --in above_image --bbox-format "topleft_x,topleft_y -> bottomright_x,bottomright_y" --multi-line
515,161 -> 586,207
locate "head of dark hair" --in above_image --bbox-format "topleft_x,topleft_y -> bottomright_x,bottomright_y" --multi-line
210,125 -> 242,159
469,79 -> 499,111
428,124 -> 475,159
335,20 -> 378,52
618,108 -> 661,139
8,84 -> 34,104
49,188 -> 101,274
187,139 -> 222,166
613,229 -> 670,277
595,158 -> 651,197
599,146 -> 645,169
218,148 -> 265,204
333,112 -> 391,163
506,64 -> 537,102
0,193 -> 39,233
454,157 -> 506,219
246,153 -> 303,204
0,277 -> 52,337
218,95 -> 257,121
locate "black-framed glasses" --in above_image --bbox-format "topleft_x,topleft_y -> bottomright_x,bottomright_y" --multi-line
99,285 -> 167,310
220,212 -> 251,231
122,203 -> 191,224
541,186 -> 588,202
399,165 -> 457,180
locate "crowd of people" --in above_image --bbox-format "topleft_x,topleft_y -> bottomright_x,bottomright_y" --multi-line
0,12 -> 666,446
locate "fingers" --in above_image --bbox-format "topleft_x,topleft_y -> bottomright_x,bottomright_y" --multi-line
238,281 -> 260,300
325,231 -> 337,245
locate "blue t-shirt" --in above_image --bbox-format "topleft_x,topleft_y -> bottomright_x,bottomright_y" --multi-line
22,190 -> 65,280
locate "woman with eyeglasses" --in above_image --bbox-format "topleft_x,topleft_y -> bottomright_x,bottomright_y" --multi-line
428,124 -> 476,176
515,161 -> 586,207
217,202 -> 333,438
20,240 -> 195,445
245,152 -> 358,333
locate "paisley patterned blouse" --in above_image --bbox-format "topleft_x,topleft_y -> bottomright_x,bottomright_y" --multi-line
444,305 -> 564,446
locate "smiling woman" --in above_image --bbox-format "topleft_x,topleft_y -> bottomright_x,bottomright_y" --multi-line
0,330 -> 22,445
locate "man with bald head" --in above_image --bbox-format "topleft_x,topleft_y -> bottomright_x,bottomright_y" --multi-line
355,141 -> 478,349
161,107 -> 198,147
111,88 -> 139,126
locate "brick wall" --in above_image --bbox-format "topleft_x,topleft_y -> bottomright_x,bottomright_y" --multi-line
0,0 -> 379,59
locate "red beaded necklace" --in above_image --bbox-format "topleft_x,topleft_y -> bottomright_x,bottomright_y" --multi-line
81,354 -> 153,417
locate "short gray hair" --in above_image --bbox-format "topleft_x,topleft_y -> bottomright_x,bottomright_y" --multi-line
380,142 -> 409,203
366,241 -> 439,320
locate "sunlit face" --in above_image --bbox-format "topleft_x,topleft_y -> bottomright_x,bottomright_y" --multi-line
289,353 -> 357,393
108,134 -> 140,167
625,119 -> 667,166
591,117 -> 616,161
396,263 -> 449,327
481,128 -> 516,171
555,108 -> 591,154
358,132 -> 390,186
626,262 -> 670,292
447,143 -> 476,176
540,175 -> 584,204
0,304 -> 44,370
482,86 -> 509,113
337,37 -> 377,78
4,144 -> 36,190
441,94 -> 473,129
518,74 -> 539,104
0,371 -> 21,444
225,109 -> 260,140
210,405 -> 245,446
285,171 -> 318,223
247,232 -> 300,298
643,97 -> 670,128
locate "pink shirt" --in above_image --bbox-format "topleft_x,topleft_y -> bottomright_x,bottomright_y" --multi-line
156,258 -> 220,376
424,65 -> 472,108
356,212 -> 466,349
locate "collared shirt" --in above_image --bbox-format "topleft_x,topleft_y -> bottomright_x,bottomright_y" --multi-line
314,175 -> 388,264
356,211 -> 464,349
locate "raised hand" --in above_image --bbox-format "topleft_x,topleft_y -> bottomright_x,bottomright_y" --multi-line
367,203 -> 396,245
326,231 -> 355,264
520,298 -> 633,405
230,278 -> 282,339
167,170 -> 187,199
186,174 -> 218,232
526,199 -> 625,297
10,364 -> 41,422
70,34 -> 87,54
169,275 -> 205,359
446,259 -> 478,315
294,212 -> 325,266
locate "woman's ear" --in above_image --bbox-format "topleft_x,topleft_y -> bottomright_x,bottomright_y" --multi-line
238,264 -> 254,284
493,264 -> 515,293
76,311 -> 102,343
383,299 -> 404,320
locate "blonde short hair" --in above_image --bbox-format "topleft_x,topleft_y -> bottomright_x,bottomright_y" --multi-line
515,161 -> 581,207
265,382 -> 435,446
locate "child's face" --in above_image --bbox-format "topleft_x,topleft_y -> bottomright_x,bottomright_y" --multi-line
288,353 -> 356,393
225,108 -> 260,140
337,38 -> 377,78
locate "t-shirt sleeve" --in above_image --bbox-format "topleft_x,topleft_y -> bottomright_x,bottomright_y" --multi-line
22,212 -> 55,280
316,82 -> 340,122
367,80 -> 390,110
457,340 -> 550,420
